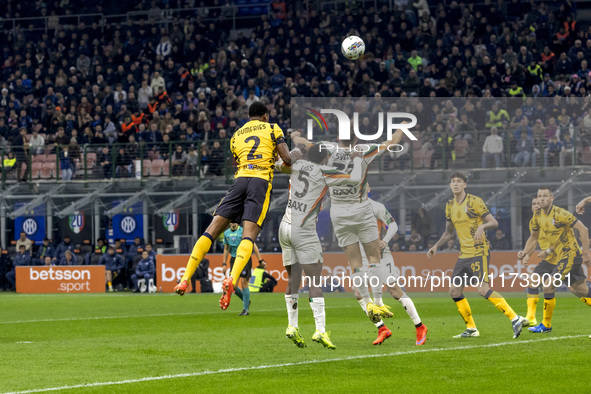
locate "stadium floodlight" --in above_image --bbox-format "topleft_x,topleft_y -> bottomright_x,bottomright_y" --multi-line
155,180 -> 212,216
8,183 -> 66,219
485,171 -> 526,206
55,184 -> 113,219
104,180 -> 160,217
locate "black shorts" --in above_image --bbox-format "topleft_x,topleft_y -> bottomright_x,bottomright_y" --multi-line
214,177 -> 272,227
230,256 -> 252,279
451,254 -> 490,286
553,254 -> 586,283
533,260 -> 555,276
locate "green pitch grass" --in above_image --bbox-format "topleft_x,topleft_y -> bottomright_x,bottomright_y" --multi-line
1,292 -> 589,393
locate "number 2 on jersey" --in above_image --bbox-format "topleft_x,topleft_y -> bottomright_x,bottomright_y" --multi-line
245,136 -> 263,160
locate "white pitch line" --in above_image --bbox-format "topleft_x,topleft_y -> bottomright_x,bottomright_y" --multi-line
0,305 -> 356,325
4,335 -> 587,394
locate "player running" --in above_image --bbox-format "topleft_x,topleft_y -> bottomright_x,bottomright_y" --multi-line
277,144 -> 363,349
222,222 -> 264,316
356,198 -> 428,346
517,198 -> 554,327
519,187 -> 591,333
174,102 -> 295,310
427,172 -> 526,339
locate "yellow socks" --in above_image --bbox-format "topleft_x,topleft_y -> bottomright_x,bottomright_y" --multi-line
229,238 -> 254,286
453,296 -> 476,329
526,289 -> 540,322
181,233 -> 213,282
485,290 -> 517,321
581,288 -> 591,306
542,296 -> 556,328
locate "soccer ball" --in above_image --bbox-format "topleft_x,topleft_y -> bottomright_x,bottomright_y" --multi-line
341,36 -> 365,60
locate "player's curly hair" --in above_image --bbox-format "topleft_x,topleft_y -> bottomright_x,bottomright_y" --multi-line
307,143 -> 328,164
248,101 -> 269,118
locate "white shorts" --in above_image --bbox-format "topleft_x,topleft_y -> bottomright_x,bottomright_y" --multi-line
279,220 -> 323,267
330,200 -> 380,247
361,251 -> 400,283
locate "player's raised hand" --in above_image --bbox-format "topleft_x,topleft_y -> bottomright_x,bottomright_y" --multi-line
517,250 -> 525,259
349,150 -> 363,159
522,254 -> 530,266
426,247 -> 437,259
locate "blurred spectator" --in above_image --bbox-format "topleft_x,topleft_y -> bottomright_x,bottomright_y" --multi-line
442,239 -> 458,252
412,208 -> 431,247
514,130 -> 535,167
546,136 -> 562,167
171,145 -> 187,176
97,146 -> 112,179
491,229 -> 511,250
34,238 -> 55,266
60,250 -> 78,266
5,245 -> 31,290
482,127 -> 504,169
560,133 -> 575,166
53,235 -> 74,263
16,232 -> 33,253
0,246 -> 11,291
131,251 -> 156,293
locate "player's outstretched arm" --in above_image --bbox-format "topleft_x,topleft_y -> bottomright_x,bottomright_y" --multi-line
277,142 -> 294,166
289,131 -> 314,147
575,196 -> 591,215
427,221 -> 455,258
573,220 -> 591,266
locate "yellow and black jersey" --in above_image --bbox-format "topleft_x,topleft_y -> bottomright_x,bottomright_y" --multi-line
529,214 -> 558,265
445,193 -> 491,258
230,120 -> 285,181
530,205 -> 581,261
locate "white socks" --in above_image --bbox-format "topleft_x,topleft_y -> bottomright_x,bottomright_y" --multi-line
352,268 -> 371,302
285,294 -> 299,328
398,294 -> 421,326
310,297 -> 326,333
368,264 -> 385,306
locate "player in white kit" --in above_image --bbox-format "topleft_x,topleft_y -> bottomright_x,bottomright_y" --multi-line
356,198 -> 428,345
276,144 -> 363,349
292,128 -> 405,322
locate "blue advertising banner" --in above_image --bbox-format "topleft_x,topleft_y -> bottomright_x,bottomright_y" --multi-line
112,201 -> 144,242
14,203 -> 46,242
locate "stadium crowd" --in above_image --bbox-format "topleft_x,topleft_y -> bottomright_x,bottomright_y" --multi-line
0,0 -> 589,286
0,0 -> 589,181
